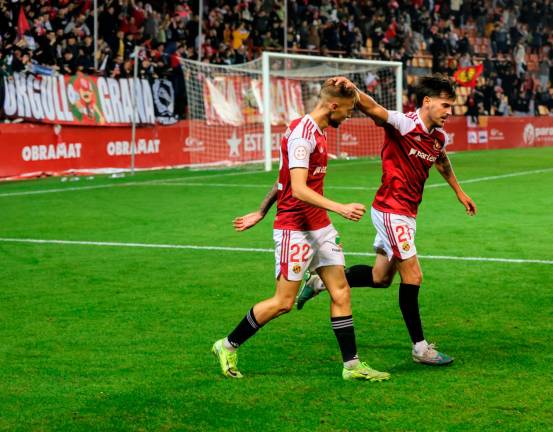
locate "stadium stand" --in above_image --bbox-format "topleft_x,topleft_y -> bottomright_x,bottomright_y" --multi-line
0,0 -> 552,117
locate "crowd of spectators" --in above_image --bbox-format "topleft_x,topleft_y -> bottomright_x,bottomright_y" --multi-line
1,0 -> 553,118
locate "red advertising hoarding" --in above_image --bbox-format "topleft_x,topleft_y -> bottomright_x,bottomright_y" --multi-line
0,116 -> 551,180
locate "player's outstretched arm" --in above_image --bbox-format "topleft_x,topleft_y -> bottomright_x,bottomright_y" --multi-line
330,77 -> 389,125
233,181 -> 278,231
290,168 -> 366,221
434,152 -> 477,216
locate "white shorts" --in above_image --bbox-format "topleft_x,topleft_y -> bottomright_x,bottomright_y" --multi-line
273,225 -> 345,281
371,207 -> 417,261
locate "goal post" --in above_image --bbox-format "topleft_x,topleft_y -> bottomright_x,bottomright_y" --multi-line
179,53 -> 402,170
262,52 -> 403,171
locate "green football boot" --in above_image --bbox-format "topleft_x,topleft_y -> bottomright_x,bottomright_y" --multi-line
296,271 -> 322,310
342,362 -> 391,382
212,339 -> 243,378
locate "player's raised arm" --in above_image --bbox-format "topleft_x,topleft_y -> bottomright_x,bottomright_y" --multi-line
233,180 -> 278,231
434,151 -> 477,216
290,168 -> 365,222
330,77 -> 389,125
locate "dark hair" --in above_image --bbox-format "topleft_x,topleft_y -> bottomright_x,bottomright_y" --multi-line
320,79 -> 358,101
414,74 -> 456,107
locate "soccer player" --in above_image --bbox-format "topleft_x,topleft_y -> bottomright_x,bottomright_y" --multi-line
297,75 -> 477,366
212,80 -> 390,382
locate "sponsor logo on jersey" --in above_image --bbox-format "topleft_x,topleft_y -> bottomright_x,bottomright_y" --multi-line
408,147 -> 437,162
312,166 -> 327,175
292,264 -> 302,274
402,242 -> 411,252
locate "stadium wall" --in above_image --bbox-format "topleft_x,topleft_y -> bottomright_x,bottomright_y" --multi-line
1,117 -> 552,180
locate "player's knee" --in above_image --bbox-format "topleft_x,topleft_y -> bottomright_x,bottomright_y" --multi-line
374,279 -> 392,288
330,281 -> 351,305
276,297 -> 295,314
407,270 -> 423,285
372,276 -> 392,288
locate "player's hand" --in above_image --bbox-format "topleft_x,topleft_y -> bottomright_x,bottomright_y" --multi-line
339,203 -> 366,222
233,211 -> 264,231
330,76 -> 357,90
457,192 -> 477,216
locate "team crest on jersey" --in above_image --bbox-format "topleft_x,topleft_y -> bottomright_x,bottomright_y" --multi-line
292,264 -> 302,274
402,242 -> 411,252
433,139 -> 441,150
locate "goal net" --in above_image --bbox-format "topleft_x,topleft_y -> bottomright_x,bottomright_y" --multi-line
180,53 -> 402,170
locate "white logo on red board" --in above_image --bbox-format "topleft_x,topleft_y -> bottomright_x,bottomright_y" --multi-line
489,128 -> 504,141
340,133 -> 359,147
183,136 -> 205,153
21,143 -> 82,161
106,139 -> 160,156
523,124 -> 535,146
227,131 -> 241,157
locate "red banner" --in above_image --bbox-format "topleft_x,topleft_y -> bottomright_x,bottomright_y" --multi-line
0,116 -> 552,180
203,76 -> 304,126
453,64 -> 484,87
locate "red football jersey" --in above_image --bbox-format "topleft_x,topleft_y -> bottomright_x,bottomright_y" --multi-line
274,115 -> 331,231
373,110 -> 449,217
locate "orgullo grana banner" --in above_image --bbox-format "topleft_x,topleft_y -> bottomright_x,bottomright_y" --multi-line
2,73 -> 157,126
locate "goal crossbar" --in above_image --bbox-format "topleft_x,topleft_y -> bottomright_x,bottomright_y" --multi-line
262,52 -> 403,171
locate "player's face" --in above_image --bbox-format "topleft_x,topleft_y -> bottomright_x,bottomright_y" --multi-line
328,97 -> 355,128
426,93 -> 455,128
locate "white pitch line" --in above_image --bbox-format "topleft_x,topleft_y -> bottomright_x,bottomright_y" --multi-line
426,167 -> 553,189
1,166 -> 552,198
149,182 -> 376,191
0,169 -> 267,197
138,167 -> 553,191
1,237 -> 552,265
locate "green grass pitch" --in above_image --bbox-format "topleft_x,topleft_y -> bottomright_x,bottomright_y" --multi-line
1,147 -> 552,431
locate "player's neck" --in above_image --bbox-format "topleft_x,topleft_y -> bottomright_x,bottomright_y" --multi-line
309,109 -> 328,131
418,109 -> 436,132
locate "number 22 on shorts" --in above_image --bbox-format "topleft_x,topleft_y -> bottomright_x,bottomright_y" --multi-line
290,243 -> 310,262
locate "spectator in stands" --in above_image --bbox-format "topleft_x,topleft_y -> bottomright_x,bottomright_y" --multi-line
1,0 -> 553,119
513,41 -> 527,78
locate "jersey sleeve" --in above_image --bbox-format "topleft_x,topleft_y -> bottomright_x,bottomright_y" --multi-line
287,137 -> 315,169
436,128 -> 450,151
386,111 -> 416,136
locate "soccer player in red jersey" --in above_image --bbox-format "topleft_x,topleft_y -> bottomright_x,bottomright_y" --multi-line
298,75 -> 477,365
213,80 -> 391,381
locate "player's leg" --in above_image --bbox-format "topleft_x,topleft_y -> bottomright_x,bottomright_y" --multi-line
396,254 -> 453,366
296,216 -> 399,310
213,229 -> 307,378
212,277 -> 301,378
346,248 -> 397,288
317,265 -> 390,381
